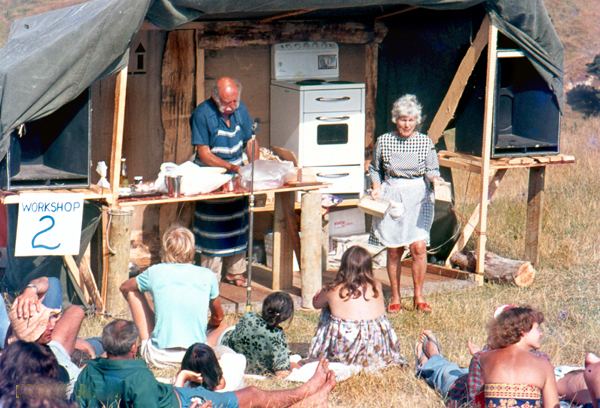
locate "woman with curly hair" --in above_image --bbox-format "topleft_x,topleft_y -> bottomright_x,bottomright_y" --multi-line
308,246 -> 405,371
475,305 -> 559,408
369,94 -> 444,314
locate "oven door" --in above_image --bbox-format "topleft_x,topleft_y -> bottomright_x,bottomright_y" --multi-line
300,112 -> 364,167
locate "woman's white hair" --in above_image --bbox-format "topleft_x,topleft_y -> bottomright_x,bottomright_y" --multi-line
391,94 -> 423,125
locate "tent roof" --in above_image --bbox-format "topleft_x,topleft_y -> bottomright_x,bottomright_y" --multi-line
0,0 -> 563,160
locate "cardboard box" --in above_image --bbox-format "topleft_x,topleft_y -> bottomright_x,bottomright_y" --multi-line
328,208 -> 366,237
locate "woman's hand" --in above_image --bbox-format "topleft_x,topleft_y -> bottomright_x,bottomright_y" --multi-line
428,175 -> 445,184
370,188 -> 381,200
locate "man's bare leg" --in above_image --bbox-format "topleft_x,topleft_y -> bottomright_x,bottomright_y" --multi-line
556,369 -> 590,406
291,370 -> 336,408
584,353 -> 600,408
235,358 -> 332,408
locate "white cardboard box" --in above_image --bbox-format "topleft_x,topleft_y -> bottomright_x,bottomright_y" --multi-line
328,208 -> 366,237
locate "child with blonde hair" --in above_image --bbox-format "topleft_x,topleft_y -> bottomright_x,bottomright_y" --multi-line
120,225 -> 226,368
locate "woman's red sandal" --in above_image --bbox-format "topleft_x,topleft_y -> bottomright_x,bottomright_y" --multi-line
387,303 -> 402,314
414,302 -> 432,314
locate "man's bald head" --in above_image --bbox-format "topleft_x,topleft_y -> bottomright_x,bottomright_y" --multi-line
212,77 -> 242,115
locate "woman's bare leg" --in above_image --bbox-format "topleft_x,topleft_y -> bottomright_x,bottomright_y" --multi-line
410,240 -> 427,304
386,247 -> 404,305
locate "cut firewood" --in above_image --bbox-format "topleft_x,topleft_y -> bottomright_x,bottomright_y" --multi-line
449,250 -> 536,287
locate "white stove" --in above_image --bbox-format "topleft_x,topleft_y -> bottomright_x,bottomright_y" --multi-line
270,42 -> 365,198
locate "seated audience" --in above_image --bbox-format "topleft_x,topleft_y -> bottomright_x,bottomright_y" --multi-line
220,291 -> 296,376
75,319 -> 336,408
120,225 -> 227,368
0,340 -> 73,407
308,245 -> 406,370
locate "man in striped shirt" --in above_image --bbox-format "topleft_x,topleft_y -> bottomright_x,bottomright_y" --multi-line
190,77 -> 259,287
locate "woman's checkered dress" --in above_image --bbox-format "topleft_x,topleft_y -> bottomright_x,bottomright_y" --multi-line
368,131 -> 440,248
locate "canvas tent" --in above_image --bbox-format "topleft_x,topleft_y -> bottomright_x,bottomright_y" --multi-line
0,0 -> 562,161
0,0 -> 565,296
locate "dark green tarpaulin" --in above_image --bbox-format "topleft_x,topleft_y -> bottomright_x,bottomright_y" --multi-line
0,0 -> 562,163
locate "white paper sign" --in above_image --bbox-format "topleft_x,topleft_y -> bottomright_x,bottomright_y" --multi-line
15,193 -> 84,256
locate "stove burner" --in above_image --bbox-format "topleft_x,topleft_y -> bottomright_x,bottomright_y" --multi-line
295,79 -> 326,86
327,80 -> 354,84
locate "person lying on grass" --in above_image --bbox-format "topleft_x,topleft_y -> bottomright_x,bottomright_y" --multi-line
75,319 -> 336,408
415,307 -> 595,407
6,277 -> 93,398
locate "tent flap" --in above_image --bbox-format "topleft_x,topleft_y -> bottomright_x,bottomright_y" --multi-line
0,0 -> 562,162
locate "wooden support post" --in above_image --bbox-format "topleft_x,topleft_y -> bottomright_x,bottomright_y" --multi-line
475,22 -> 498,282
322,212 -> 329,274
63,255 -> 90,305
301,191 -> 322,309
100,206 -> 110,306
428,16 -> 489,143
365,41 -> 379,150
445,169 -> 506,266
282,202 -> 302,271
272,192 -> 294,290
109,67 -> 128,196
105,207 -> 133,318
159,30 -> 196,237
525,167 -> 545,265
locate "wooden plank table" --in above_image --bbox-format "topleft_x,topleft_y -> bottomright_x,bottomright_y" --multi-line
115,182 -> 325,294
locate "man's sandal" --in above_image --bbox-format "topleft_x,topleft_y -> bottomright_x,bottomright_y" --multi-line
414,301 -> 432,314
223,274 -> 248,287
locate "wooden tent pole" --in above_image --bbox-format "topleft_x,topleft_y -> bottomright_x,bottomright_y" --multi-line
475,22 -> 499,282
525,167 -> 545,265
428,16 -> 490,143
105,207 -> 133,318
300,191 -> 322,309
109,66 -> 128,197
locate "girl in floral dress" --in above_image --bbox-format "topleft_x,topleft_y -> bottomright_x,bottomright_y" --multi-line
220,291 -> 296,377
308,246 -> 406,370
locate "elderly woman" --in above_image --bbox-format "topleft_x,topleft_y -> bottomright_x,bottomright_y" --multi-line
369,94 -> 442,314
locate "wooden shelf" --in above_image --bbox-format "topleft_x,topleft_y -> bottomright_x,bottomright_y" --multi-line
438,150 -> 575,173
0,185 -> 113,205
116,183 -> 325,207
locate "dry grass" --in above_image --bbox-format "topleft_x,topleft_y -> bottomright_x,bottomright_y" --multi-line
77,107 -> 600,407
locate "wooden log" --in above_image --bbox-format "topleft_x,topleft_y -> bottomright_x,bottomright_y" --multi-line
301,191 -> 322,309
449,251 -> 536,287
192,21 -> 378,48
105,207 -> 133,318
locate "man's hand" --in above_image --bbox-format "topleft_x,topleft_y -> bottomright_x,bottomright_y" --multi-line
14,286 -> 41,319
